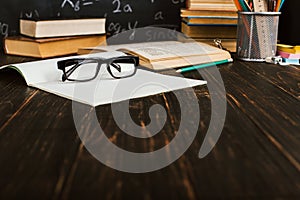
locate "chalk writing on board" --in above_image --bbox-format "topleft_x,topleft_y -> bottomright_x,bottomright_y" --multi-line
145,28 -> 177,41
20,10 -> 40,19
154,11 -> 164,20
172,0 -> 185,4
60,0 -> 101,12
108,21 -> 138,36
112,0 -> 133,13
61,0 -> 81,11
0,0 -> 185,49
0,22 -> 9,37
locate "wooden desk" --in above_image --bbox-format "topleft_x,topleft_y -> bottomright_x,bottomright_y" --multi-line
0,54 -> 299,199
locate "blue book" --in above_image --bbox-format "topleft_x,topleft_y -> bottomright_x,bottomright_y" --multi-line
282,58 -> 300,65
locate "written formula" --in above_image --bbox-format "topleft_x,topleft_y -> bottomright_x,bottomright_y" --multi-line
60,0 -> 100,12
0,22 -> 8,37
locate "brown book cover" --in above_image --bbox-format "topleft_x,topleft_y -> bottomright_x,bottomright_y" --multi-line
181,22 -> 237,38
187,1 -> 237,11
4,35 -> 107,58
181,9 -> 238,18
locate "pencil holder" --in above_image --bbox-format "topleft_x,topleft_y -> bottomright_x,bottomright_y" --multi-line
236,12 -> 281,61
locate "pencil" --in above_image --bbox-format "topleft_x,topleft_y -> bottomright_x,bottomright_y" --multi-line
233,0 -> 242,11
279,0 -> 285,11
238,0 -> 249,11
275,0 -> 282,11
176,58 -> 233,73
244,0 -> 253,11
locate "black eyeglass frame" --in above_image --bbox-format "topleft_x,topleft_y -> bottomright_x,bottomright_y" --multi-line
57,55 -> 139,82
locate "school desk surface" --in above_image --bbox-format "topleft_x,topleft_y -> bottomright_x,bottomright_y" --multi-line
0,53 -> 299,199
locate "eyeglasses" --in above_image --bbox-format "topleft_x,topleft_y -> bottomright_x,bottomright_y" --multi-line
57,56 -> 139,82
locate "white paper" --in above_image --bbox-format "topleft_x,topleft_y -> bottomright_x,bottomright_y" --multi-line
1,51 -> 207,107
0,51 -> 125,85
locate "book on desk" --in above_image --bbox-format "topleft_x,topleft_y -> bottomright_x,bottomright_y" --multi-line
186,0 -> 238,11
78,40 -> 232,70
3,14 -> 232,71
4,18 -> 106,58
4,35 -> 106,58
277,44 -> 300,54
19,18 -> 106,38
182,0 -> 238,52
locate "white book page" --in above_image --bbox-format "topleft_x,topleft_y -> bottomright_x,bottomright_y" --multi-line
90,41 -> 226,61
88,41 -> 181,52
121,41 -> 226,61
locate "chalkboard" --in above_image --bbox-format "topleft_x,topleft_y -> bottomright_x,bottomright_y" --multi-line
0,0 -> 186,51
278,1 -> 300,45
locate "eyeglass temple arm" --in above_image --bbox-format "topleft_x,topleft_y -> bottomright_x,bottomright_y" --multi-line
58,59 -> 85,81
61,65 -> 81,82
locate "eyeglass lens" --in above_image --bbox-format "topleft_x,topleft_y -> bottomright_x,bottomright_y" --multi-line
108,57 -> 137,78
65,60 -> 99,81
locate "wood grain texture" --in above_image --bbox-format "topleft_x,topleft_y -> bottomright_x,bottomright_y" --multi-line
241,62 -> 300,99
220,61 -> 300,170
0,54 -> 299,199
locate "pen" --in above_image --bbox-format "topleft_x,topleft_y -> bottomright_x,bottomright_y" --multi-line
176,58 -> 233,73
268,0 -> 277,11
279,0 -> 285,11
238,0 -> 250,11
275,0 -> 281,11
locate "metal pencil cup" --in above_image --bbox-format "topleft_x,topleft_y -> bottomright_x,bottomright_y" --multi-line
236,12 -> 281,61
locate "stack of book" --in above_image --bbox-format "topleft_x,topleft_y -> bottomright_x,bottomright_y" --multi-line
181,0 -> 238,52
277,44 -> 300,58
4,18 -> 106,58
276,44 -> 300,65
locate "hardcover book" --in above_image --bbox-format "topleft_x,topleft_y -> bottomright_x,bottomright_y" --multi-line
187,1 -> 237,11
182,16 -> 237,25
277,50 -> 300,59
4,35 -> 106,58
20,18 -> 106,38
181,9 -> 238,18
181,22 -> 237,39
277,44 -> 300,54
78,41 -> 231,70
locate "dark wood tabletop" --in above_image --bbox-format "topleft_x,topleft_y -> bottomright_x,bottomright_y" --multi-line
0,53 -> 299,199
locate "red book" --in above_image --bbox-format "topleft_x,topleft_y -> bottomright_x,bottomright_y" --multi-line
277,50 -> 300,59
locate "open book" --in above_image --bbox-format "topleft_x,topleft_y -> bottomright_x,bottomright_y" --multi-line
0,51 -> 206,107
78,41 -> 231,70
